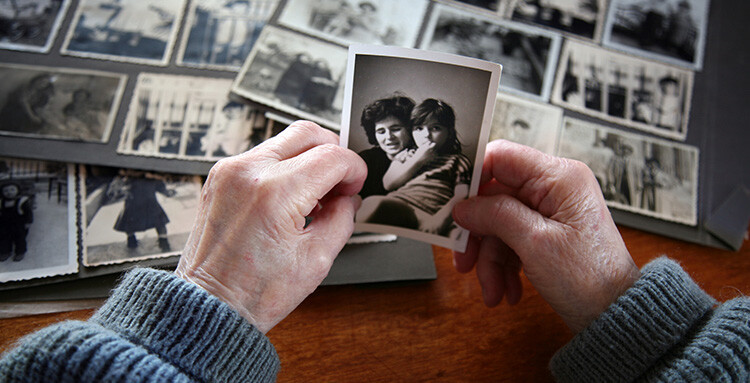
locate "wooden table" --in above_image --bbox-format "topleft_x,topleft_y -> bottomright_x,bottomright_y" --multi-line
1,226 -> 748,382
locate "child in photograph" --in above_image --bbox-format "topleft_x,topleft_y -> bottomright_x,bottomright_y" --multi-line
0,182 -> 34,262
110,170 -> 176,252
357,99 -> 472,236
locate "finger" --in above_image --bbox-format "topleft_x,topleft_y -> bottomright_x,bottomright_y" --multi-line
452,234 -> 480,273
248,120 -> 340,161
304,195 -> 360,271
503,255 -> 523,305
475,236 -> 507,307
453,194 -> 547,252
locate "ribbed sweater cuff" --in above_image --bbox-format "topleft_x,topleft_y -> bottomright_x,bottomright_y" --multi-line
549,257 -> 716,382
90,268 -> 280,382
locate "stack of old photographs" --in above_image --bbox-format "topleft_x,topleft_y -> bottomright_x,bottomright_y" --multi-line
0,0 -> 715,285
231,0 -> 708,231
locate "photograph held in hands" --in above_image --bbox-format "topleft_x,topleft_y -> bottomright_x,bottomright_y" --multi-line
340,45 -> 501,252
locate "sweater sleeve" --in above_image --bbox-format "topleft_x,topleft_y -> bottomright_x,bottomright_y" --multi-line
550,257 -> 750,382
0,268 -> 280,383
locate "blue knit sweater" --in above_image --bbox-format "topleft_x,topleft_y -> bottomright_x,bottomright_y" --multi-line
0,268 -> 279,382
0,258 -> 748,382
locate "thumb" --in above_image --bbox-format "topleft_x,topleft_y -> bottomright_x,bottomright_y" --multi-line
453,194 -> 547,253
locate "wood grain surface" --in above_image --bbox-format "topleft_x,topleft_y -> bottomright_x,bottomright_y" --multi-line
1,226 -> 748,382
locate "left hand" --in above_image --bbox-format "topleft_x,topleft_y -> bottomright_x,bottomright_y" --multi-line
175,121 -> 367,333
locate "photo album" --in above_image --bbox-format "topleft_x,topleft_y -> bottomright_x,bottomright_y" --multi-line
0,0 -> 716,286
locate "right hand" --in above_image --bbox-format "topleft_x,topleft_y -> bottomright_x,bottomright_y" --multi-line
451,140 -> 641,333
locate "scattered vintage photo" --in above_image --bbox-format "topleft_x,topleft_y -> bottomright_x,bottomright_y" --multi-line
452,0 -> 510,16
551,40 -> 694,141
340,45 -> 501,252
507,0 -> 607,42
0,63 -> 126,143
602,0 -> 711,70
233,26 -> 349,130
0,158 -> 77,283
118,73 -> 268,161
61,0 -> 186,66
276,0 -> 429,47
490,92 -> 563,154
556,117 -> 698,225
0,0 -> 71,53
82,166 -> 202,266
420,3 -> 561,102
177,0 -> 278,71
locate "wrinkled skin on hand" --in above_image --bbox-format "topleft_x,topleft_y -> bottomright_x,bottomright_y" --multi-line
175,121 -> 366,334
452,140 -> 641,333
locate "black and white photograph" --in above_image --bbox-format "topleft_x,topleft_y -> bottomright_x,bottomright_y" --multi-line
508,0 -> 607,42
233,26 -> 349,130
0,158 -> 77,283
0,0 -> 71,53
340,45 -> 501,252
556,117 -> 698,225
602,0 -> 710,70
177,0 -> 278,71
0,63 -> 126,143
82,165 -> 202,266
490,92 -> 563,154
452,0 -> 510,16
420,4 -> 561,102
551,40 -> 693,141
118,73 -> 268,161
275,0 -> 429,47
61,0 -> 186,66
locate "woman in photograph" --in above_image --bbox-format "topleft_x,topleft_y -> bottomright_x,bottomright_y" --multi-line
0,182 -> 33,262
357,99 -> 472,236
356,95 -> 416,199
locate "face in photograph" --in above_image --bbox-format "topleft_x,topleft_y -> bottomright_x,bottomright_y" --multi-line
0,64 -> 125,142
0,158 -> 77,283
421,4 -> 560,101
0,0 -> 71,53
62,0 -> 186,65
603,0 -> 710,69
510,0 -> 605,41
83,166 -> 202,266
234,26 -> 348,129
276,0 -> 429,47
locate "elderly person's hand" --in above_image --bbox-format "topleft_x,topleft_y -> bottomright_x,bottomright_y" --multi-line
176,121 -> 366,334
452,140 -> 641,333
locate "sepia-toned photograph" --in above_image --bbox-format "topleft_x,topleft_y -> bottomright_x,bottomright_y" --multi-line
556,117 -> 698,225
420,4 -> 561,102
507,0 -> 607,42
340,45 -> 501,252
177,0 -> 278,71
82,165 -> 202,267
551,40 -> 694,141
233,26 -> 349,130
0,158 -> 77,283
602,0 -> 711,70
276,0 -> 429,47
61,0 -> 186,66
119,73 -> 268,161
490,92 -> 563,154
0,63 -> 126,143
0,0 -> 71,53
